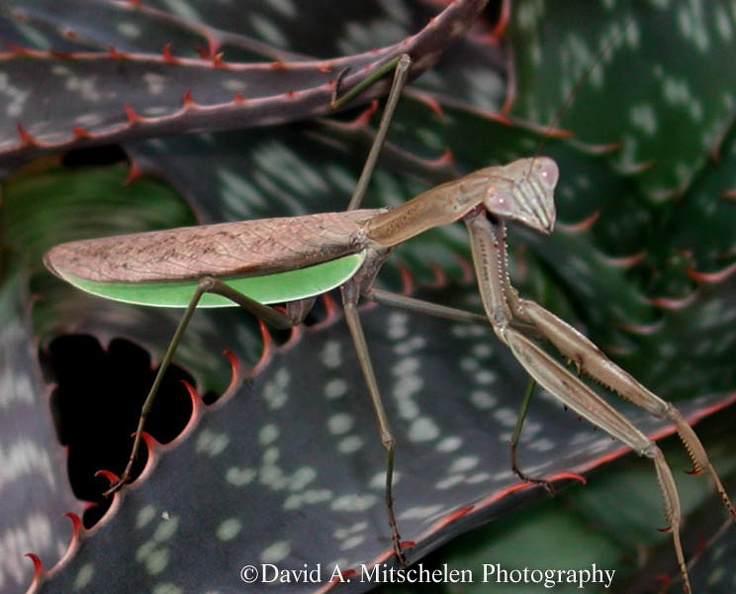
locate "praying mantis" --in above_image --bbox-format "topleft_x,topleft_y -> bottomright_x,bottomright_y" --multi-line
43,52 -> 735,594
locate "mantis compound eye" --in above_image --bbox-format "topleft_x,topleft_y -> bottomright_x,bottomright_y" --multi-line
533,156 -> 560,190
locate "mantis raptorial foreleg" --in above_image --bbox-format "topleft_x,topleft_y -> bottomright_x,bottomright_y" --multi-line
488,214 -> 736,522
520,297 -> 736,515
461,208 -> 736,594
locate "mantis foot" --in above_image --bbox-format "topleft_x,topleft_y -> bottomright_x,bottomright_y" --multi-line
510,443 -> 556,495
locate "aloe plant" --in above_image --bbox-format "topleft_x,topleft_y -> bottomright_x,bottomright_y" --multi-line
1,1 -> 735,593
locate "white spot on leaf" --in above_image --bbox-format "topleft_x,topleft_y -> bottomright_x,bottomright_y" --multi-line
325,378 -> 348,399
320,340 -> 342,369
260,540 -> 291,563
408,416 -> 440,441
195,428 -> 229,456
226,466 -> 257,486
436,436 -> 462,452
259,424 -> 279,446
338,435 -> 364,454
331,493 -> 378,512
217,518 -> 242,541
328,412 -> 354,435
73,564 -> 95,589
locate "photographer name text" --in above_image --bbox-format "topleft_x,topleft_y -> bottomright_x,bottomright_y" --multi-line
240,562 -> 615,589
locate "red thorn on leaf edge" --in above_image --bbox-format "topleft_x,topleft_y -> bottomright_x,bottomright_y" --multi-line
16,122 -> 35,146
124,103 -> 142,124
554,471 -> 587,485
320,291 -> 341,324
419,94 -> 445,118
618,320 -> 664,335
181,380 -> 201,407
646,293 -> 697,310
492,0 -> 510,37
250,319 -> 275,376
428,261 -> 447,289
655,574 -> 672,591
162,43 -> 177,63
6,42 -> 34,56
693,535 -> 708,557
135,431 -> 159,482
435,146 -> 455,167
95,468 -> 120,486
335,568 -> 358,581
73,126 -> 91,139
396,262 -> 415,296
353,100 -> 380,126
454,252 -> 475,285
182,89 -> 196,108
25,552 -> 44,583
429,505 -> 477,532
221,349 -> 242,397
621,159 -> 656,174
174,381 -> 207,440
107,46 -> 128,59
557,211 -> 599,232
685,261 -> 736,283
603,251 -> 646,268
444,505 -> 475,523
213,52 -> 226,68
125,159 -> 144,184
64,512 -> 84,539
50,512 -> 85,569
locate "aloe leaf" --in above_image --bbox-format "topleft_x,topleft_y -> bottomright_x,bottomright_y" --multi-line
2,1 -> 736,592
0,0 -> 489,165
0,267 -> 84,594
25,285 -> 736,594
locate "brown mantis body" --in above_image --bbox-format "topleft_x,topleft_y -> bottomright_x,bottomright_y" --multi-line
45,55 -> 735,592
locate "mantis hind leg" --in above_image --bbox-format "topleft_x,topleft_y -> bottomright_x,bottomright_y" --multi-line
104,277 -> 299,496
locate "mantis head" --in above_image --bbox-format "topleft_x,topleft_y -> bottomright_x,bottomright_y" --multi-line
482,156 -> 559,234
